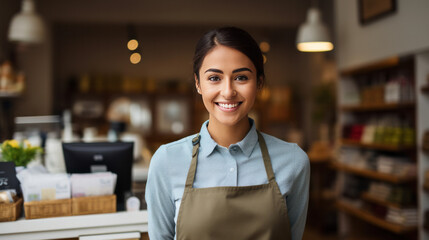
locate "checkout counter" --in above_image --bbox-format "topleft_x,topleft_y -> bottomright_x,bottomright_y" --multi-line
0,165 -> 149,240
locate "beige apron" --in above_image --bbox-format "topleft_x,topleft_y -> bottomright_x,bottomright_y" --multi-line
176,131 -> 291,240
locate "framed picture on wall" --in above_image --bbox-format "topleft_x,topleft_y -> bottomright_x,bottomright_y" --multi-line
358,0 -> 397,25
155,97 -> 190,135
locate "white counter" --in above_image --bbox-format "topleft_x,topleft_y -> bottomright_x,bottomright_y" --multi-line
0,210 -> 148,240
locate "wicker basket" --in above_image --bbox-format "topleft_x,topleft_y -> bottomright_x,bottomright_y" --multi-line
72,195 -> 116,215
24,198 -> 72,219
0,197 -> 23,222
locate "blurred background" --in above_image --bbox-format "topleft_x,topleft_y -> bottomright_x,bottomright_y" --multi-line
1,0 -> 429,239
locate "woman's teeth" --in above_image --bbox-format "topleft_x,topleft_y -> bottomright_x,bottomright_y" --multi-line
218,103 -> 239,109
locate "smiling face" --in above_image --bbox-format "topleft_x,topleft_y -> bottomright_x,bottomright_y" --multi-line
195,45 -> 259,129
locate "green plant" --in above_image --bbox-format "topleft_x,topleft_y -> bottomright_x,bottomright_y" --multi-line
1,139 -> 43,166
312,82 -> 336,124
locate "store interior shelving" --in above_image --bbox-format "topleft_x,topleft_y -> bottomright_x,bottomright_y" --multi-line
335,55 -> 419,240
336,200 -> 418,234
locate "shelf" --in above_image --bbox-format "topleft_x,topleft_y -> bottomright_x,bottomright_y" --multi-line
0,91 -> 21,98
361,192 -> 406,209
340,57 -> 400,76
340,102 -> 415,112
331,161 -> 416,183
308,155 -> 331,163
421,84 -> 429,93
336,200 -> 417,234
341,139 -> 415,152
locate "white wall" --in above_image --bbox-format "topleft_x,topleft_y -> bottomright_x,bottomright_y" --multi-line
416,51 -> 429,240
335,0 -> 429,70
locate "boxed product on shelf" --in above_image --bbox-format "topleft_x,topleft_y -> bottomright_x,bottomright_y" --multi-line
388,187 -> 416,206
366,181 -> 416,206
16,166 -> 119,219
367,182 -> 392,201
376,155 -> 416,177
343,115 -> 415,147
342,175 -> 369,200
338,147 -> 370,168
70,172 -> 117,198
386,207 -> 418,226
339,77 -> 360,105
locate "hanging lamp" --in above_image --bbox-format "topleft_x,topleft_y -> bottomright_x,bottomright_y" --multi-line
296,8 -> 333,52
8,0 -> 46,44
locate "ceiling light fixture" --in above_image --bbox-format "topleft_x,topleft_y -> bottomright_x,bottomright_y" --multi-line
8,0 -> 46,44
127,24 -> 142,64
296,8 -> 333,52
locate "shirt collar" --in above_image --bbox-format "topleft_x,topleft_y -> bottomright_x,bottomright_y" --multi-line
198,118 -> 258,158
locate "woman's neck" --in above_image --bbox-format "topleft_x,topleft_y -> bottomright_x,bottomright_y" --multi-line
207,117 -> 251,148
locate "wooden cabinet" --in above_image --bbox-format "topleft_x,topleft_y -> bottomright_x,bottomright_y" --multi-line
334,56 -> 418,240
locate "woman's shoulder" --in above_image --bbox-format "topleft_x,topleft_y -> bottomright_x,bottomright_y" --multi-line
162,134 -> 197,150
259,132 -> 309,169
150,134 -> 197,163
259,132 -> 303,152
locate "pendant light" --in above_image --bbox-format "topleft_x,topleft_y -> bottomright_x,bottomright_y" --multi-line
296,8 -> 333,52
8,0 -> 46,44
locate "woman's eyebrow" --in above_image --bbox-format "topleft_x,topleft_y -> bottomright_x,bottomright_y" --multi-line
232,67 -> 253,73
204,68 -> 223,74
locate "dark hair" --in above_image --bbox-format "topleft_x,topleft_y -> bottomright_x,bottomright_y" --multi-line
193,27 -> 265,87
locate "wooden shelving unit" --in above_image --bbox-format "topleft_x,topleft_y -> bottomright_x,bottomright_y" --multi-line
336,200 -> 417,234
361,192 -> 405,209
340,56 -> 400,76
340,102 -> 415,112
336,56 -> 418,239
331,161 -> 416,184
341,139 -> 415,152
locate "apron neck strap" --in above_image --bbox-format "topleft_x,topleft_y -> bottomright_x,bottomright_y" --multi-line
185,131 -> 275,189
257,131 -> 276,182
185,134 -> 200,188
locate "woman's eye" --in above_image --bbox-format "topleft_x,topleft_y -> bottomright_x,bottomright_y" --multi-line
208,76 -> 221,82
235,75 -> 248,81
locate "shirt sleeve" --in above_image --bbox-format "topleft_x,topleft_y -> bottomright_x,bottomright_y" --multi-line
145,145 -> 176,240
286,144 -> 310,240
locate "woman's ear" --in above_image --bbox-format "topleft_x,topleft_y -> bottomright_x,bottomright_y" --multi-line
195,74 -> 201,94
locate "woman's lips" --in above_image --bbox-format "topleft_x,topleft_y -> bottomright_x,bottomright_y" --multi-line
216,102 -> 241,112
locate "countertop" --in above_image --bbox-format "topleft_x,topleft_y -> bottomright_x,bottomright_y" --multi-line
0,210 -> 148,240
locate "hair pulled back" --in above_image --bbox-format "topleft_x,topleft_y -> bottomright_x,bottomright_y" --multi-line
193,27 -> 265,87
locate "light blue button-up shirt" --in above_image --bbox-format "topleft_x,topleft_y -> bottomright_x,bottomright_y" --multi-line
146,119 -> 310,240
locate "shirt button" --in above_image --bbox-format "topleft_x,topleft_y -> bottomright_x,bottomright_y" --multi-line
229,168 -> 235,172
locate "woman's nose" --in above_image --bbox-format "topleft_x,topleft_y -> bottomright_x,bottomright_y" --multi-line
220,79 -> 237,98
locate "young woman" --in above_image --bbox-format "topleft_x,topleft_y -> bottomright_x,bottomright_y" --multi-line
146,27 -> 310,240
